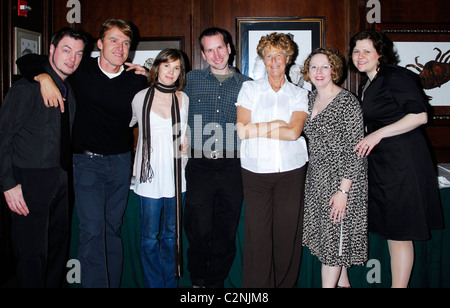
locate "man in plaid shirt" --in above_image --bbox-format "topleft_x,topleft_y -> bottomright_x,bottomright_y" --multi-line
184,27 -> 251,288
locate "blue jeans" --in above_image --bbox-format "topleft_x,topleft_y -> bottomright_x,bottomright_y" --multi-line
73,152 -> 131,288
139,194 -> 184,288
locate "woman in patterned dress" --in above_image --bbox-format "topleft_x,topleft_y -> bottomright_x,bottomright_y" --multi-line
302,48 -> 368,288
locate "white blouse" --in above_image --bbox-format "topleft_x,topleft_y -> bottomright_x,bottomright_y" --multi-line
130,88 -> 189,198
236,77 -> 309,174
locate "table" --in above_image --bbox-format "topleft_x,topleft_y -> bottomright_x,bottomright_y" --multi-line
69,188 -> 450,288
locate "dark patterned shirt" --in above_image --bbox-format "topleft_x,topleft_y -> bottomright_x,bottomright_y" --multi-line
184,66 -> 251,152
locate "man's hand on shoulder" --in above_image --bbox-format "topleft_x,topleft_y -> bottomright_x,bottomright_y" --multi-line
124,62 -> 149,77
35,74 -> 65,113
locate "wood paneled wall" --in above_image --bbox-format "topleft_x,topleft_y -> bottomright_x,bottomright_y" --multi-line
54,0 -> 195,68
53,0 -> 361,76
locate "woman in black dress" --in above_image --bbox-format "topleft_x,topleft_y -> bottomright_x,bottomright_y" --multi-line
350,30 -> 443,288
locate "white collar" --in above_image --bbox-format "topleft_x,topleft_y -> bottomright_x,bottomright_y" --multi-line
97,57 -> 124,79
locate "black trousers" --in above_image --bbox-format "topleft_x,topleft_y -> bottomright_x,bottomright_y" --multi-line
184,158 -> 243,288
10,166 -> 70,288
241,166 -> 306,288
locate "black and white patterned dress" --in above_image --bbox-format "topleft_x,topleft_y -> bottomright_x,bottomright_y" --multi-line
302,89 -> 368,267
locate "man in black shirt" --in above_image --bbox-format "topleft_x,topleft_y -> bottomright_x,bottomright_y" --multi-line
17,19 -> 149,288
0,28 -> 87,288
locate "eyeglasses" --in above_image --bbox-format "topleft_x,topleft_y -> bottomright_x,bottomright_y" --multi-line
309,65 -> 332,72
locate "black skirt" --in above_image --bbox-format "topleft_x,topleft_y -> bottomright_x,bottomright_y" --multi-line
367,129 -> 443,241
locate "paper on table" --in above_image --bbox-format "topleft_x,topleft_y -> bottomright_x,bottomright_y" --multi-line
438,164 -> 450,189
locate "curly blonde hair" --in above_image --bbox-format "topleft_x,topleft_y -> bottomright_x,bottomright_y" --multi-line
257,32 -> 296,64
302,48 -> 344,84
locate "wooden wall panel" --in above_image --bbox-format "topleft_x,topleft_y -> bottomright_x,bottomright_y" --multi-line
379,0 -> 449,23
53,0 -> 357,72
215,0 -> 348,54
54,0 -> 194,67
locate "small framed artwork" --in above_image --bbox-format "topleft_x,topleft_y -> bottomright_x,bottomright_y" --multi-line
14,27 -> 42,75
236,17 -> 325,89
91,36 -> 185,69
375,23 -> 450,107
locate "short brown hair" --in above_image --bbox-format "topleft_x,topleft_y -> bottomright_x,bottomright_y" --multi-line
99,19 -> 134,42
148,48 -> 187,91
257,32 -> 296,64
302,48 -> 345,84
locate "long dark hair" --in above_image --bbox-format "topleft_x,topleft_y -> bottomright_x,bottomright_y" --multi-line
349,30 -> 399,72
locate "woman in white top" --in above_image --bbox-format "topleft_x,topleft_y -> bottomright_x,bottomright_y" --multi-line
130,48 -> 189,288
236,33 -> 309,288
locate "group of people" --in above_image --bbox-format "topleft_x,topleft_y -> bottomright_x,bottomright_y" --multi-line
0,18 -> 443,289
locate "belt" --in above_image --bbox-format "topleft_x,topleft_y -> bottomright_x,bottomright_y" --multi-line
190,149 -> 239,160
78,150 -> 105,157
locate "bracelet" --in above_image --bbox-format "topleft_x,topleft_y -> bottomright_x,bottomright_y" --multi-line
338,189 -> 349,195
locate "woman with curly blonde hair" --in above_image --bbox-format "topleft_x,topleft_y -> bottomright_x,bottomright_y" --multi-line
237,32 -> 309,287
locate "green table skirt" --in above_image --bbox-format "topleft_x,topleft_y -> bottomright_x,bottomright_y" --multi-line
69,188 -> 450,288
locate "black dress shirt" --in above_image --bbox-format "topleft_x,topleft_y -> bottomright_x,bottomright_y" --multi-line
0,60 -> 76,192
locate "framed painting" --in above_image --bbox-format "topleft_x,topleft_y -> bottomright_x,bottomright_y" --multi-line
236,17 -> 325,89
14,27 -> 42,75
375,23 -> 450,108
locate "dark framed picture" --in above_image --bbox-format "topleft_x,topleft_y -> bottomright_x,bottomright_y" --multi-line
236,17 -> 325,88
91,36 -> 185,69
375,23 -> 450,108
13,27 -> 42,75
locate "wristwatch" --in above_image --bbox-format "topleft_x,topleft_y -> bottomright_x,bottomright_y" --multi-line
338,189 -> 349,195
